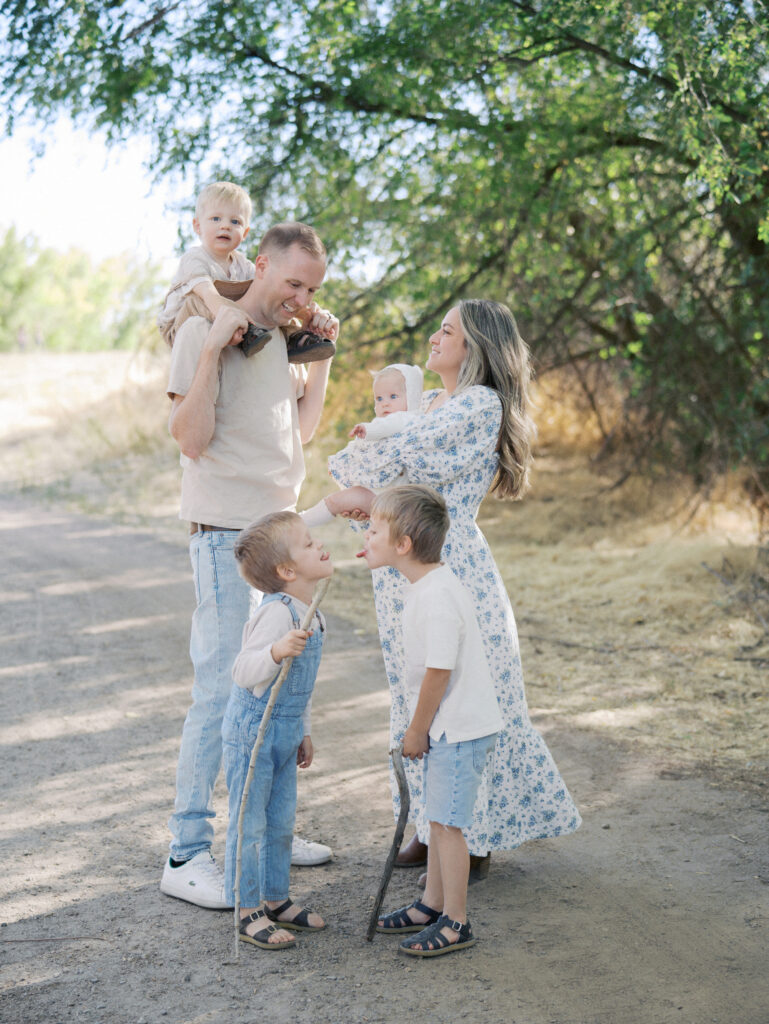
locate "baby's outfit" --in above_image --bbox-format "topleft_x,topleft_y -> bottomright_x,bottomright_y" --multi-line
301,363 -> 424,527
158,244 -> 255,340
222,593 -> 325,905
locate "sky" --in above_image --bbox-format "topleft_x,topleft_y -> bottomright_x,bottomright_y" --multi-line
0,117 -> 191,269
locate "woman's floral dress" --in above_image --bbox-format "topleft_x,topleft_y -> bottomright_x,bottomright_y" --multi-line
328,385 -> 581,854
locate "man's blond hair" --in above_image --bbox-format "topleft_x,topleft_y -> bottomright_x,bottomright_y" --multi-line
371,484 -> 449,564
195,181 -> 252,224
234,511 -> 301,593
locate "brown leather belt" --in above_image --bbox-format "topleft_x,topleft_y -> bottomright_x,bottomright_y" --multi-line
190,522 -> 241,535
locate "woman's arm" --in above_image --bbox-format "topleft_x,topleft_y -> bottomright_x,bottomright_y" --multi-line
328,386 -> 501,490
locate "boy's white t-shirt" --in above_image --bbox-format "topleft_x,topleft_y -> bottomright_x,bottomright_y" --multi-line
402,564 -> 502,743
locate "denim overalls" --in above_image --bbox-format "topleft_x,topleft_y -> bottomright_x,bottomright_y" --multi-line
222,593 -> 325,905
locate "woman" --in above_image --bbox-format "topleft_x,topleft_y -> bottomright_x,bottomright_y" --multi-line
328,299 -> 581,867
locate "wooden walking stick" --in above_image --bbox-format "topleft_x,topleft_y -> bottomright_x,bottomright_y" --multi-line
233,576 -> 331,958
366,743 -> 410,941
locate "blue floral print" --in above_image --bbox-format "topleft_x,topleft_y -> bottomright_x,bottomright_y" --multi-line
328,385 -> 581,855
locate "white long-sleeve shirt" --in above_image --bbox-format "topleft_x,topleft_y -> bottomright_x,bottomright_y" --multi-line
231,595 -> 325,736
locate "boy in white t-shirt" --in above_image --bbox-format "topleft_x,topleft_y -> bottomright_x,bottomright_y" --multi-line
158,181 -> 335,363
360,484 -> 502,958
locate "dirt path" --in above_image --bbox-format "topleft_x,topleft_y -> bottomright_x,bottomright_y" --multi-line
1,493 -> 767,1024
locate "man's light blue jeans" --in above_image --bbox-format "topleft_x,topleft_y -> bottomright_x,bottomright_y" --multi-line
168,528 -> 251,862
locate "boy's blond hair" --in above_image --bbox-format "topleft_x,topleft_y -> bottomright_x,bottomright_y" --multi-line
234,511 -> 301,593
371,484 -> 449,564
195,181 -> 253,225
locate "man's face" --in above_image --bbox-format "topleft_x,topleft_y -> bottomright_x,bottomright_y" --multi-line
361,513 -> 401,570
193,201 -> 249,260
252,244 -> 327,327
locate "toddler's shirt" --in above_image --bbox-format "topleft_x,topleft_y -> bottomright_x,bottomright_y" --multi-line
232,595 -> 326,737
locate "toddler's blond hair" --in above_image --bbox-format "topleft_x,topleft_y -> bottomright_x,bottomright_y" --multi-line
234,511 -> 301,593
195,181 -> 252,225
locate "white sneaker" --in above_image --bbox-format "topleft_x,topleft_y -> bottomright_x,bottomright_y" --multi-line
291,835 -> 332,866
160,851 -> 232,909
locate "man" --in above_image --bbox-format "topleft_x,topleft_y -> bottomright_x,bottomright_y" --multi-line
160,222 -> 339,908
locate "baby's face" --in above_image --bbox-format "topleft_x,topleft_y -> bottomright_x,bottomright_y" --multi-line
193,200 -> 249,260
373,372 -> 408,417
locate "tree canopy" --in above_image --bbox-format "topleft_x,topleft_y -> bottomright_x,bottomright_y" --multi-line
2,0 -> 767,487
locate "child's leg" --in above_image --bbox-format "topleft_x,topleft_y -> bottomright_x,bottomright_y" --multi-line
261,716 -> 324,930
400,735 -> 495,951
222,698 -> 295,947
222,696 -> 269,907
428,822 -> 469,935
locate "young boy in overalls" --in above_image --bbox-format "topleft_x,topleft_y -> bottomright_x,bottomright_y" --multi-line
222,510 -> 333,950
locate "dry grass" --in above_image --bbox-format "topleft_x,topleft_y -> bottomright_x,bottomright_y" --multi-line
2,351 -> 766,794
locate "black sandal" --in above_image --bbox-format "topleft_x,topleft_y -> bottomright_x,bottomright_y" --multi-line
263,898 -> 326,932
238,909 -> 296,950
376,899 -> 442,934
239,324 -> 272,358
399,915 -> 476,957
286,329 -> 336,363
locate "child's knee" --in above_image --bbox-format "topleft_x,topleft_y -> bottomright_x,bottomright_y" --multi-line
429,821 -> 462,837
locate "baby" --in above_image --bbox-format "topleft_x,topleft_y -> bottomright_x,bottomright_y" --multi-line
158,181 -> 335,362
349,363 -> 423,440
300,363 -> 423,527
157,181 -> 255,346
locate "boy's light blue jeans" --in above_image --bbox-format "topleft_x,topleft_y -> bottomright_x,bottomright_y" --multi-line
168,528 -> 251,862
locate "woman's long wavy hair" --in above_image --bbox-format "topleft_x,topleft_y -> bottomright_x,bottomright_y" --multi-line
455,299 -> 535,499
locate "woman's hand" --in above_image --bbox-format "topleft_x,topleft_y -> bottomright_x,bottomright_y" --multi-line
323,485 -> 374,519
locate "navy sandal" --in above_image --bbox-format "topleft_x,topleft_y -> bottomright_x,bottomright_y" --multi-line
286,329 -> 336,363
399,915 -> 476,957
239,909 -> 296,950
376,899 -> 442,934
263,898 -> 326,932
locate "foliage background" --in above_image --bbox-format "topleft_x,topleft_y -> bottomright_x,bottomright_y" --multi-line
1,0 -> 767,489
0,227 -> 162,352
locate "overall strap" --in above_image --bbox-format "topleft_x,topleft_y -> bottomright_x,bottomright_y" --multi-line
261,592 -> 323,632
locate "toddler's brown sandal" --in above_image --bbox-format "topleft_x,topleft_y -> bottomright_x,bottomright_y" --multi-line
286,330 -> 336,363
239,324 -> 272,358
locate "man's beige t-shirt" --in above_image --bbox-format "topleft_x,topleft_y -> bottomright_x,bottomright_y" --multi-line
167,316 -> 306,529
